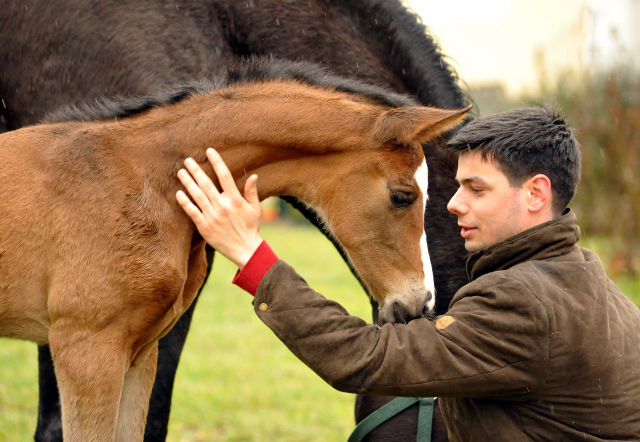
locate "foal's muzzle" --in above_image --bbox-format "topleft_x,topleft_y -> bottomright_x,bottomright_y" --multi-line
381,289 -> 434,325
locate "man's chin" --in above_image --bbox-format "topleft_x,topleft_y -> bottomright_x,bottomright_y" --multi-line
464,240 -> 484,253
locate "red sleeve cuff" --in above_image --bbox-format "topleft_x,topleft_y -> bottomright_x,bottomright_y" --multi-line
232,240 -> 279,296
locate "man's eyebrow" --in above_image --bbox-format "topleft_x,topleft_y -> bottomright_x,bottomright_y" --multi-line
455,176 -> 488,186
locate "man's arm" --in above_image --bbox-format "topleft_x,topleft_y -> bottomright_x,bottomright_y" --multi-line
253,261 -> 549,398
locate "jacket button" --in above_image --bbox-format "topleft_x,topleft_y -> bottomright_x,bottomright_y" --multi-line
258,303 -> 268,312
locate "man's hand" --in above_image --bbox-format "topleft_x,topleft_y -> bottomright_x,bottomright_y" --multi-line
176,148 -> 263,269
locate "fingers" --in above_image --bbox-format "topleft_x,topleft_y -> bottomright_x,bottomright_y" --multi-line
177,167 -> 215,217
176,190 -> 207,228
177,149 -> 261,221
244,174 -> 262,213
206,148 -> 242,198
183,157 -> 220,199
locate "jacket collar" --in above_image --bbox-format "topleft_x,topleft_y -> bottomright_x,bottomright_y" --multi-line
466,209 -> 581,281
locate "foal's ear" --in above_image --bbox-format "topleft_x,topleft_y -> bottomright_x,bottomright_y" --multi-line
374,105 -> 472,145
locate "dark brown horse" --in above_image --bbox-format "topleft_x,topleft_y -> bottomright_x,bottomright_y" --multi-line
0,1 -> 469,440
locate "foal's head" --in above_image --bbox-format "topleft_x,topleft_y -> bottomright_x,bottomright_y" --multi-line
197,62 -> 471,324
276,94 -> 470,324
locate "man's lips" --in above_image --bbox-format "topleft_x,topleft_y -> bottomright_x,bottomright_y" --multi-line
460,226 -> 477,239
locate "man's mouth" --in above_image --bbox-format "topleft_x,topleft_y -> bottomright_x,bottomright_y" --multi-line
460,225 -> 477,239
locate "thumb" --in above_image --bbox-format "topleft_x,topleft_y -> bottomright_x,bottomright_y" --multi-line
244,174 -> 261,211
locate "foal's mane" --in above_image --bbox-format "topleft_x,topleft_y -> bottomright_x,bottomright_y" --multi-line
44,57 -> 419,124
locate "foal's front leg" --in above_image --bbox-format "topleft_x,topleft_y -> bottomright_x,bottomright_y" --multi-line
116,343 -> 159,442
48,323 -> 130,442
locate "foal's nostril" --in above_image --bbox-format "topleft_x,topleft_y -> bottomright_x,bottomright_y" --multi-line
422,291 -> 435,318
391,301 -> 408,324
388,300 -> 426,324
384,291 -> 436,324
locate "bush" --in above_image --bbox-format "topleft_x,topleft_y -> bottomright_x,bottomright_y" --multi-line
534,68 -> 640,274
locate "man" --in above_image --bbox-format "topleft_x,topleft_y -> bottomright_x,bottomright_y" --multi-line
176,107 -> 640,441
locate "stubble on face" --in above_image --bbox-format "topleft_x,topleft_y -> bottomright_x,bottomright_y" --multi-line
449,152 -> 527,253
465,194 -> 523,252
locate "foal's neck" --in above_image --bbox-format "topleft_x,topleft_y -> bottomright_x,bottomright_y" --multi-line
123,92 -> 337,204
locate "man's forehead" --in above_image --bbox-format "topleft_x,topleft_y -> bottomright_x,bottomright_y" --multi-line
455,151 -> 506,183
455,174 -> 489,185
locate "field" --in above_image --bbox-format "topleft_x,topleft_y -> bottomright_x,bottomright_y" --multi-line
0,221 -> 638,441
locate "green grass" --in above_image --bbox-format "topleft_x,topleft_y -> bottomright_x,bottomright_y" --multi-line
0,222 -> 638,441
578,235 -> 640,305
0,342 -> 38,442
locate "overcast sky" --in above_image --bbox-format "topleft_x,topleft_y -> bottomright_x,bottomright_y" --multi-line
405,0 -> 585,94
407,0 -> 513,25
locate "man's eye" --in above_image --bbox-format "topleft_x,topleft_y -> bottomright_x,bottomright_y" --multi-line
472,188 -> 483,193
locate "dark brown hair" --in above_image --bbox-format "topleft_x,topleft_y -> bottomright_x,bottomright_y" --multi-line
447,106 -> 581,215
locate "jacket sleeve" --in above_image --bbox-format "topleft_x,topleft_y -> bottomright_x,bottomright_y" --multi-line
254,261 -> 550,399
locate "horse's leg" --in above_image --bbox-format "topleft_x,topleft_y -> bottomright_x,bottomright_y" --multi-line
36,334 -> 166,442
32,246 -> 214,442
34,305 -> 202,442
49,325 -> 127,442
354,395 -> 449,442
143,245 -> 215,442
143,296 -> 198,441
116,344 -> 159,442
35,346 -> 63,442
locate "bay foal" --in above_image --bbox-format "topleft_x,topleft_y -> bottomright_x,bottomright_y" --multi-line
0,60 -> 469,442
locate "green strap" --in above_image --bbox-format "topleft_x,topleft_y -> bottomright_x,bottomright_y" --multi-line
347,397 -> 435,442
416,397 -> 435,441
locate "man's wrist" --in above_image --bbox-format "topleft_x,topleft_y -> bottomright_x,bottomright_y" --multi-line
234,236 -> 264,269
232,241 -> 279,295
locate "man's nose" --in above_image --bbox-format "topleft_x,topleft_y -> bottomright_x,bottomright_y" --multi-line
447,189 -> 465,215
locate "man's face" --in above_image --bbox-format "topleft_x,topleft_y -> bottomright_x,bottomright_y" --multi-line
447,151 -> 529,253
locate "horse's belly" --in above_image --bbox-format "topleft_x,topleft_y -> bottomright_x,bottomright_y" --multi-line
0,283 -> 50,344
0,316 -> 49,344
0,256 -> 51,342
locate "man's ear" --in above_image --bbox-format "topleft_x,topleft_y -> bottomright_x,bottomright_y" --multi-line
374,105 -> 472,145
525,174 -> 552,213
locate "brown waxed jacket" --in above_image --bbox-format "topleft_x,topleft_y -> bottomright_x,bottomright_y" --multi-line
253,210 -> 640,441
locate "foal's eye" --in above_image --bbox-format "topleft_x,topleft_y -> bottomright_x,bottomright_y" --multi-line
390,191 -> 417,208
